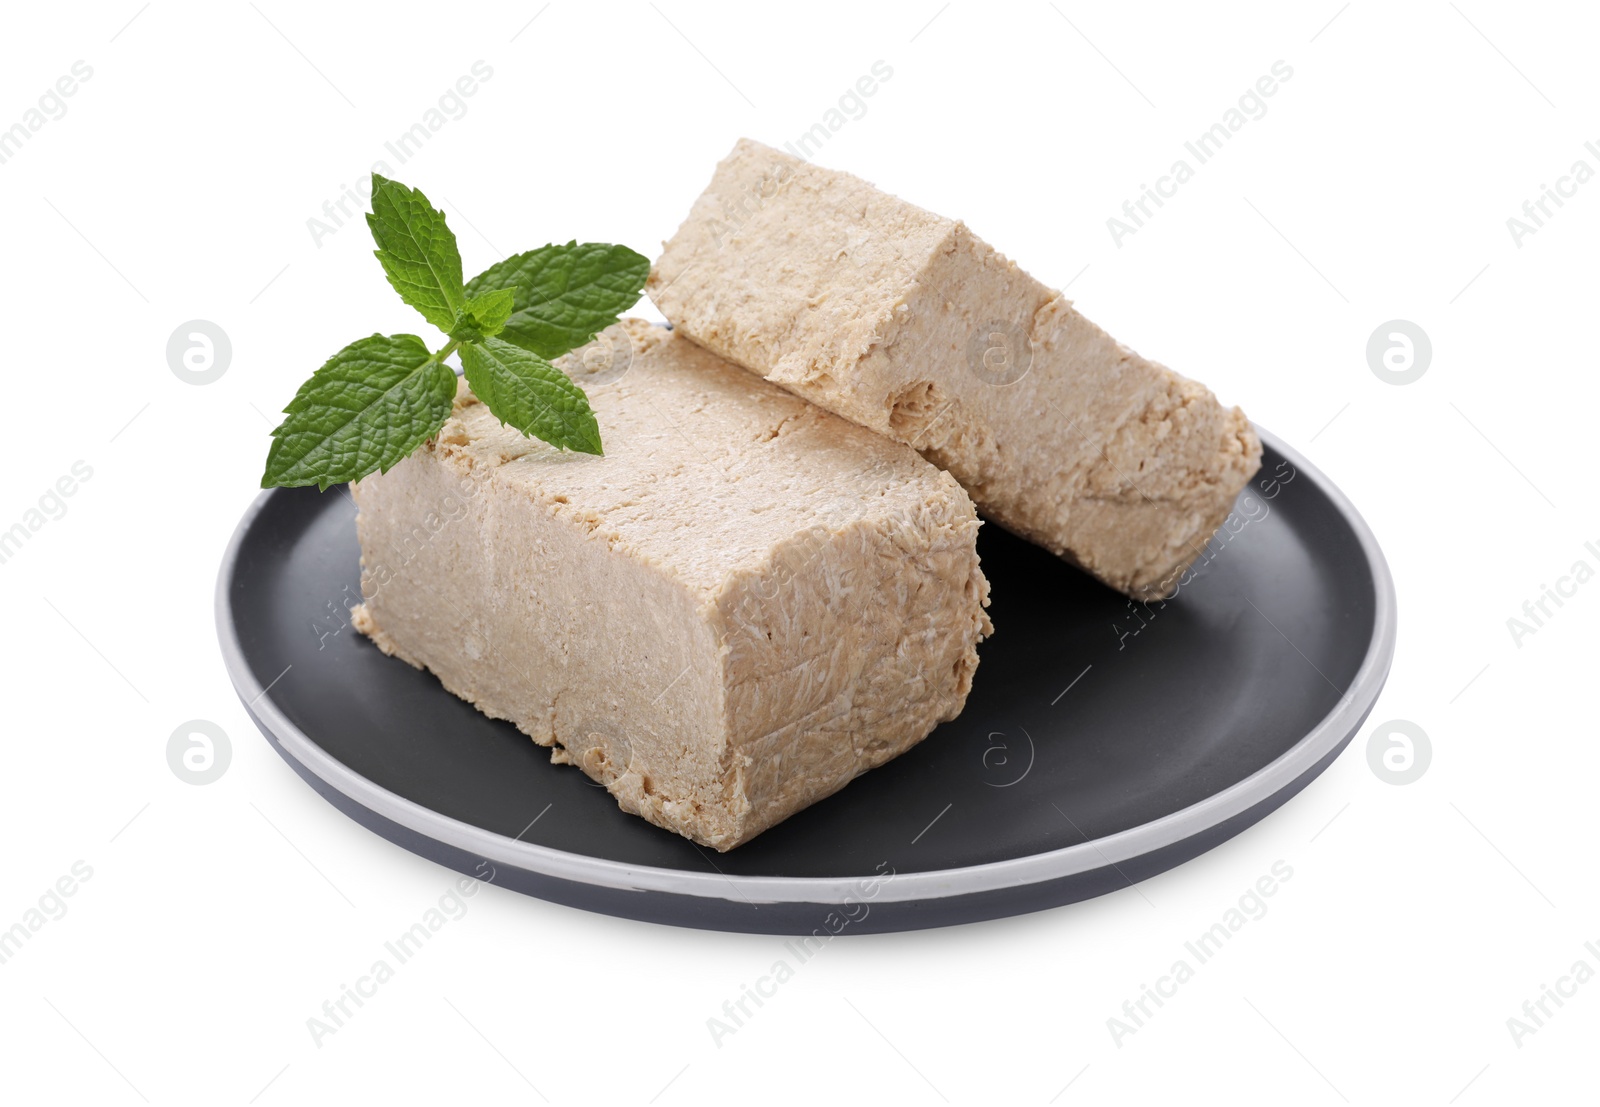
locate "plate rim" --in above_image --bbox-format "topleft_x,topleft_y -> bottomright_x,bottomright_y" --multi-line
216,426 -> 1396,907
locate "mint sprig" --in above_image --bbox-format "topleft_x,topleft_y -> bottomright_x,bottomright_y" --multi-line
449,288 -> 516,343
367,176 -> 465,332
466,242 -> 652,359
262,334 -> 456,491
261,175 -> 647,489
461,337 -> 603,455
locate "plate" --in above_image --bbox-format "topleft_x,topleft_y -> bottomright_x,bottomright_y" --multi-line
217,428 -> 1394,934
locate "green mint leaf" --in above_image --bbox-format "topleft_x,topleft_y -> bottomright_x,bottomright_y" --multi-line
262,334 -> 456,490
464,242 -> 648,359
460,337 -> 603,455
367,175 -> 464,332
448,287 -> 516,343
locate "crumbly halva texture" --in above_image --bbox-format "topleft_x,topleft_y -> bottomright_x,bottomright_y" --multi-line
648,138 -> 1263,599
350,319 -> 991,850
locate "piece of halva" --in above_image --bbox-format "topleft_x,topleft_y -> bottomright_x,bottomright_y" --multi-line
350,319 -> 991,850
648,138 -> 1262,599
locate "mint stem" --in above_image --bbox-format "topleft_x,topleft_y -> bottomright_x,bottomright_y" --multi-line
431,338 -> 461,367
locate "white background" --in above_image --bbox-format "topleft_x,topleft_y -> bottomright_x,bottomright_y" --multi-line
1,1 -> 1594,1103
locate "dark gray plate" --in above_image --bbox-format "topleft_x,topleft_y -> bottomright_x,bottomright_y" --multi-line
217,429 -> 1394,934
